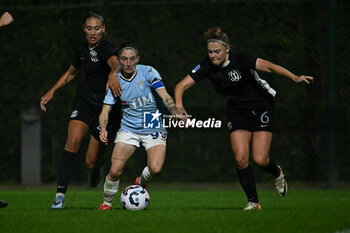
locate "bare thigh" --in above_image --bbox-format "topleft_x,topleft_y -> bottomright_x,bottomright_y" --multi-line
108,142 -> 137,181
251,131 -> 272,166
230,130 -> 252,169
64,120 -> 90,153
146,145 -> 166,175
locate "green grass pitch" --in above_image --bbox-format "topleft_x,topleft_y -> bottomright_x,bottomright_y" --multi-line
0,187 -> 349,233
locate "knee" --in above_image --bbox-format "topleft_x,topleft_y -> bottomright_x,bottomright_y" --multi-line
65,139 -> 81,153
148,165 -> 162,176
253,156 -> 269,167
109,168 -> 123,180
235,153 -> 249,170
85,158 -> 96,170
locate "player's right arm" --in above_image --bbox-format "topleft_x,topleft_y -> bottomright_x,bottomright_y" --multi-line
174,74 -> 196,120
99,104 -> 112,145
40,65 -> 78,112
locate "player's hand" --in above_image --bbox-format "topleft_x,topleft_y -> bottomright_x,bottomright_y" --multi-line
40,90 -> 54,112
106,73 -> 122,96
0,12 -> 14,27
99,129 -> 108,145
294,75 -> 314,84
176,107 -> 189,124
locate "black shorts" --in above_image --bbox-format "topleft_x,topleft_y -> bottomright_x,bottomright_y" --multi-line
226,98 -> 274,133
70,88 -> 121,143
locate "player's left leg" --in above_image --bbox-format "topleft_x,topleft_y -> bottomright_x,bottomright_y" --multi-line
136,145 -> 166,187
86,136 -> 107,188
252,131 -> 287,196
136,132 -> 167,187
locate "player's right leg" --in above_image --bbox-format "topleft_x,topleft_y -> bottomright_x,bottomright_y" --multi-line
230,130 -> 261,210
51,120 -> 89,209
99,141 -> 136,210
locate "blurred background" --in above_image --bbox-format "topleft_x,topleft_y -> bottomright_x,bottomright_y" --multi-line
0,0 -> 348,189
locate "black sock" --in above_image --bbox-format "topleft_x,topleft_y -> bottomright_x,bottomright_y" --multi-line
260,159 -> 281,178
56,150 -> 78,194
237,166 -> 259,203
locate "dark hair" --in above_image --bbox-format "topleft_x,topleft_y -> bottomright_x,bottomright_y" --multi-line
85,11 -> 105,25
205,26 -> 231,47
117,41 -> 139,56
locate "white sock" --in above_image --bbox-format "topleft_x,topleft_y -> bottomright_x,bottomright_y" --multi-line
103,176 -> 120,207
56,193 -> 65,198
139,166 -> 153,186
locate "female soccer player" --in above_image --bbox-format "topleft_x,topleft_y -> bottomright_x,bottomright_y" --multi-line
0,11 -> 13,209
174,26 -> 313,210
0,12 -> 13,208
40,11 -> 122,209
97,42 -> 178,210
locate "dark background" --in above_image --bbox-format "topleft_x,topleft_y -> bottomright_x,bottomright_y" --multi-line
0,0 -> 348,187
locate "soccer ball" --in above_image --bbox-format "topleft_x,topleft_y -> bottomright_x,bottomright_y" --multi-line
120,185 -> 150,210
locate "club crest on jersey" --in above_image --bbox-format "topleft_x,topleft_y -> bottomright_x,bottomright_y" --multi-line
136,80 -> 145,90
192,64 -> 200,73
89,49 -> 99,62
228,70 -> 241,82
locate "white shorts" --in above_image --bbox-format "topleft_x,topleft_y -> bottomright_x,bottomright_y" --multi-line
114,130 -> 167,150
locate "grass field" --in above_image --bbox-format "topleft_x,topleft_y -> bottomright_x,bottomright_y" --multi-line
0,186 -> 349,233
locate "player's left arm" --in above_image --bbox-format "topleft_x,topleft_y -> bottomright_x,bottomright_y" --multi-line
106,55 -> 122,96
155,85 -> 178,116
255,58 -> 314,84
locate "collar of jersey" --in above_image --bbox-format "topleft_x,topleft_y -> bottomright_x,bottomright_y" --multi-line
119,69 -> 138,82
221,60 -> 230,68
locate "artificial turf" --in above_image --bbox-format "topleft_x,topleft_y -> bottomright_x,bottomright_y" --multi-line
0,187 -> 349,233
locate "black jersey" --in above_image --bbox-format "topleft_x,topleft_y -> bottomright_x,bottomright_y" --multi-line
72,39 -> 116,92
189,51 -> 276,104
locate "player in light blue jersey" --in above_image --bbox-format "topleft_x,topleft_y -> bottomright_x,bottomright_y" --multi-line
98,42 -> 179,210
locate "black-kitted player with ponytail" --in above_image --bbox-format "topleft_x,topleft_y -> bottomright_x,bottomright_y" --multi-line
40,11 -> 122,209
175,26 -> 313,210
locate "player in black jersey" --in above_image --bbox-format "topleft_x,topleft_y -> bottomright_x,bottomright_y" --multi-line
175,26 -> 313,210
0,11 -> 13,209
40,11 -> 122,209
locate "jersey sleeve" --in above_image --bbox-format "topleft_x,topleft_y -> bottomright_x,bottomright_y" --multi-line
188,59 -> 211,83
103,88 -> 117,105
146,66 -> 162,83
237,52 -> 257,69
99,40 -> 117,62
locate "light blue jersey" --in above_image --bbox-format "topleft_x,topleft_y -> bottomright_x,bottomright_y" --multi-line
104,64 -> 166,134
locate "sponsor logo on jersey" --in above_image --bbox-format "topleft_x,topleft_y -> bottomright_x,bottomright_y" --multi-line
89,49 -> 99,62
192,64 -> 200,73
228,70 -> 241,82
130,92 -> 154,109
